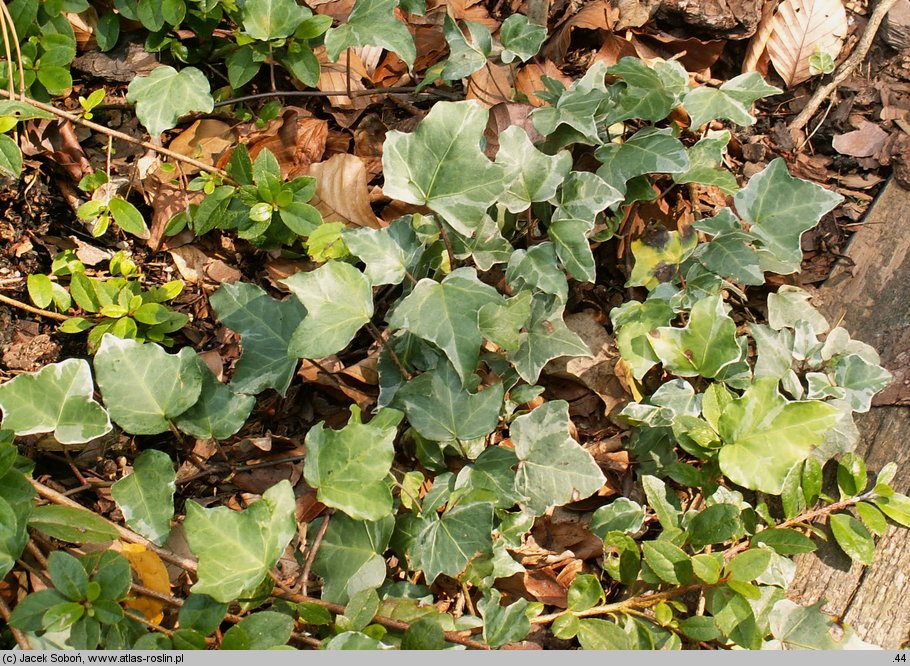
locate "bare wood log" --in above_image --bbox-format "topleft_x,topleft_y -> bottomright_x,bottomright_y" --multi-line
788,179 -> 910,649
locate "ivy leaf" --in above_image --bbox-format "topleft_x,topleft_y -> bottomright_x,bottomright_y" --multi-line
693,231 -> 764,286
282,261 -> 374,359
304,406 -> 403,521
344,217 -> 423,286
591,498 -> 645,537
499,13 -> 546,63
173,359 -> 256,441
209,282 -> 305,396
0,359 -> 111,445
506,243 -> 569,303
611,298 -> 674,379
648,295 -> 741,379
448,215 -> 513,270
312,514 -> 394,604
511,400 -> 605,515
595,128 -> 690,193
478,589 -> 531,647
734,159 -> 842,274
531,61 -> 609,144
126,66 -> 214,136
494,126 -> 572,213
626,225 -> 698,290
718,378 -> 840,494
110,450 -> 175,546
383,101 -> 506,235
454,446 -> 524,509
439,15 -> 490,80
673,130 -> 739,194
552,171 -> 623,224
478,290 -> 532,352
325,0 -> 416,70
388,267 -> 502,385
94,336 -> 202,435
769,599 -> 864,649
606,57 -> 689,123
184,481 -> 296,603
829,513 -> 875,565
412,501 -> 494,583
683,72 -> 782,129
830,353 -> 892,413
395,360 -> 504,443
510,297 -> 591,384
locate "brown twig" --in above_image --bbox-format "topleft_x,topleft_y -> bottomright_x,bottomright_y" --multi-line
212,86 -> 460,109
0,89 -> 231,179
0,597 -> 31,649
365,321 -> 412,380
0,292 -> 69,321
788,0 -> 900,134
300,511 -> 331,596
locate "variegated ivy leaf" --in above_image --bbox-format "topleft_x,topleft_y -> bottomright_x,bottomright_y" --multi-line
387,267 -> 503,386
626,224 -> 698,290
512,400 -> 605,515
324,0 -> 416,70
126,66 -> 214,136
282,261 -> 374,359
611,298 -> 674,380
510,296 -> 591,384
673,130 -> 739,194
344,217 -> 424,286
549,217 -> 596,282
830,354 -> 892,413
718,378 -> 840,494
448,215 -> 513,271
531,61 -> 609,144
735,159 -> 842,274
683,72 -> 782,129
595,128 -> 690,194
605,57 -> 689,124
0,359 -> 111,445
767,286 -> 829,335
498,14 -> 546,63
412,501 -> 494,583
110,449 -> 175,546
438,15 -> 491,80
241,0 -> 310,41
506,242 -> 569,303
648,295 -> 741,379
552,171 -> 623,224
692,231 -> 763,286
494,126 -> 572,213
383,101 -> 506,235
173,358 -> 256,441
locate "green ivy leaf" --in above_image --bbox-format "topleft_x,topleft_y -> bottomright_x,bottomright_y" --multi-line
769,599 -> 863,649
498,14 -> 546,63
312,514 -> 394,604
718,378 -> 839,494
325,0 -> 416,69
388,267 -> 502,385
174,360 -> 256,441
282,261 -> 374,359
612,298 -> 674,379
126,66 -> 214,136
596,128 -> 689,194
478,589 -> 531,647
395,360 -> 504,443
184,481 -> 296,603
344,217 -> 423,286
648,295 -> 741,379
495,126 -> 572,213
0,358 -> 111,445
304,406 -> 403,520
477,290 -> 532,352
241,0 -> 309,41
510,297 -> 591,384
110,449 -> 175,546
591,498 -> 645,537
511,400 -> 605,515
829,513 -> 875,565
454,446 -> 524,508
683,72 -> 781,129
209,282 -> 305,396
383,101 -> 506,235
606,57 -> 688,123
94,336 -> 202,435
734,159 -> 842,274
28,505 -> 118,544
412,501 -> 494,583
673,130 -> 739,194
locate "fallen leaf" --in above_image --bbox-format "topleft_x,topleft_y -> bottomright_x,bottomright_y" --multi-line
515,62 -> 573,107
544,1 -> 619,63
227,109 -> 327,180
314,46 -> 371,110
766,0 -> 848,87
308,153 -> 382,228
121,544 -> 170,624
168,120 -> 237,174
832,120 -> 889,158
467,62 -> 514,109
631,33 -> 726,74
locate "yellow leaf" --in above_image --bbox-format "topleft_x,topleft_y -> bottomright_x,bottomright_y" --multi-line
121,543 -> 170,624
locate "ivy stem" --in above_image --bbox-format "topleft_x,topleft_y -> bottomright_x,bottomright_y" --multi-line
300,511 -> 332,596
531,493 -> 869,625
365,321 -> 412,380
437,223 -> 457,271
0,89 -> 232,180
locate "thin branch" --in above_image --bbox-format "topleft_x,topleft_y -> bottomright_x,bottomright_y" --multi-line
212,86 -> 460,108
0,89 -> 231,180
365,321 -> 412,380
0,292 -> 69,321
0,596 -> 31,649
301,512 -> 331,596
788,0 -> 900,134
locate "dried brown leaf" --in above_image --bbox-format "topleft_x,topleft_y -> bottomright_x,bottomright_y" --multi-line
308,153 -> 382,228
767,0 -> 848,87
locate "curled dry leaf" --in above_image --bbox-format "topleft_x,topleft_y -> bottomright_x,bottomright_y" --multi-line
224,108 -> 327,180
467,62 -> 514,109
515,62 -> 573,107
308,153 -> 382,228
544,1 -> 619,64
169,120 -> 237,174
832,120 -> 889,158
65,7 -> 98,52
314,46 -> 371,111
766,0 -> 848,87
